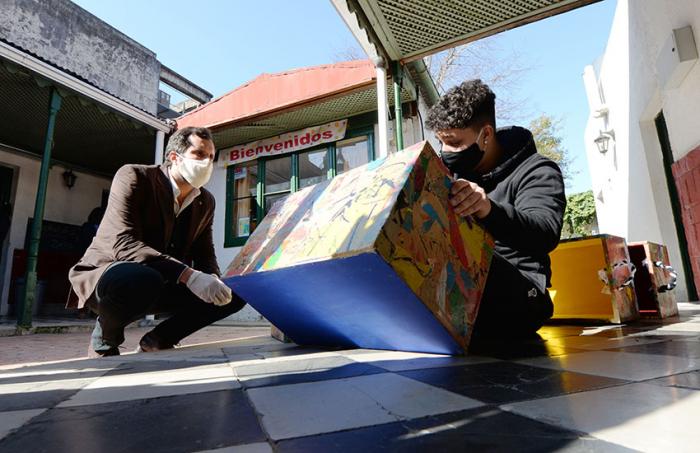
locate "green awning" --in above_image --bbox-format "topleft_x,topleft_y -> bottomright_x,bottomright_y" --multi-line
0,57 -> 159,175
340,0 -> 601,62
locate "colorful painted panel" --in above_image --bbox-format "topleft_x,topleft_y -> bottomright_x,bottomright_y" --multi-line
601,235 -> 639,323
629,241 -> 679,319
375,150 -> 493,346
224,141 -> 494,354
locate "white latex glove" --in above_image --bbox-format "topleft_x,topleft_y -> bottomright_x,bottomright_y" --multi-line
185,270 -> 232,306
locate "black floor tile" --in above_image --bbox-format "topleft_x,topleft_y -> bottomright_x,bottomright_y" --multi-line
0,387 -> 84,412
0,389 -> 265,453
469,336 -> 581,360
276,406 -> 636,452
399,361 -> 627,404
605,339 -> 700,358
238,360 -> 386,388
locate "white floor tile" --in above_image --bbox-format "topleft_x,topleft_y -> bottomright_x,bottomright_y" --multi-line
343,349 -> 496,371
234,354 -> 354,381
247,373 -> 482,440
0,363 -> 119,381
195,442 -> 273,453
503,383 -> 700,453
654,323 -> 700,333
58,363 -> 239,407
0,409 -> 45,440
518,350 -> 700,381
0,377 -> 91,398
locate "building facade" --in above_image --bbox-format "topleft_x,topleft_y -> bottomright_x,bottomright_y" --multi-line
583,0 -> 700,302
0,0 -> 206,318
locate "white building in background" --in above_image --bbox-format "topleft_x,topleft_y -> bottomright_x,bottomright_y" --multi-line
583,0 -> 700,302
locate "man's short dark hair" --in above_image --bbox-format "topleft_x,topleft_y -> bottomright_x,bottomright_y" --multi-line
164,127 -> 214,164
425,79 -> 496,131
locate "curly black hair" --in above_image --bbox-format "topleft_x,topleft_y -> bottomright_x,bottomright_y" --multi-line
425,79 -> 496,131
164,126 -> 214,164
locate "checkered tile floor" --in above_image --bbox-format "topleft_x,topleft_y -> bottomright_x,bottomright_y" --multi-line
2,303 -> 700,452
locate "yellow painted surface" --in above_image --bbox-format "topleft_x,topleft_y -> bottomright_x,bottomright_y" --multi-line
549,238 -> 614,320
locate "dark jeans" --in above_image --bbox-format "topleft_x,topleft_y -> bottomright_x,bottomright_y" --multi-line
86,262 -> 245,348
472,253 -> 554,339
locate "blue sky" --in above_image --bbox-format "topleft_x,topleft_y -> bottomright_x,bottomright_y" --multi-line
72,0 -> 617,194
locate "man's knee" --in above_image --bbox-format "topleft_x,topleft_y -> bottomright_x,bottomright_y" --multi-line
96,262 -> 165,305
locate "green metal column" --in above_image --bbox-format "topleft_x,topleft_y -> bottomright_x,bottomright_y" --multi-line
392,61 -> 404,151
19,87 -> 62,328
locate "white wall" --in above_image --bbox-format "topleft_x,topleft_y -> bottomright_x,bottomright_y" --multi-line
0,147 -> 112,314
583,0 -> 631,239
584,0 -> 700,302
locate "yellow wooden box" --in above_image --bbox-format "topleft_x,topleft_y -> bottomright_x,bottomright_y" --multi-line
549,234 -> 639,323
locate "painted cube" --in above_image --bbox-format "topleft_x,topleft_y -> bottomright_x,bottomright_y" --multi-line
628,241 -> 679,318
223,141 -> 494,354
549,234 -> 639,323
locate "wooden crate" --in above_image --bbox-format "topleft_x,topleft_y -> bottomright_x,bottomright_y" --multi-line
549,235 -> 639,323
223,141 -> 494,354
628,241 -> 679,318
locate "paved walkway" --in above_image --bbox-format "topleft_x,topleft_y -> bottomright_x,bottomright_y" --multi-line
1,304 -> 700,452
0,324 -> 271,366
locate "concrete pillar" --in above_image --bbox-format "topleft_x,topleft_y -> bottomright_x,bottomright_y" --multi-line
155,130 -> 165,164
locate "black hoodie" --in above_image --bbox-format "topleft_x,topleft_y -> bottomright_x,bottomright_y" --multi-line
470,126 -> 566,293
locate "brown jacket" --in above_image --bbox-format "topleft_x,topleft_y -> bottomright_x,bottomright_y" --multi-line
68,163 -> 219,308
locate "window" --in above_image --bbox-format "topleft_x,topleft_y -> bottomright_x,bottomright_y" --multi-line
336,135 -> 370,175
225,127 -> 374,247
264,155 -> 292,213
227,161 -> 258,244
299,147 -> 330,189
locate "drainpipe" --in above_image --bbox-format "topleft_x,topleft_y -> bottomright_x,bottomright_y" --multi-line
141,130 -> 166,328
406,59 -> 440,106
374,57 -> 389,158
19,87 -> 62,328
392,61 -> 404,151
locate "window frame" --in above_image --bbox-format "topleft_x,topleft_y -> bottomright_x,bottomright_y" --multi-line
224,125 -> 375,247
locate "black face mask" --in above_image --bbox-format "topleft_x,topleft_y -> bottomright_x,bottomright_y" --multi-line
439,129 -> 485,180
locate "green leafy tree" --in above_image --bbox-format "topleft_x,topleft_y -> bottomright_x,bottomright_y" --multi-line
529,114 -> 575,186
562,190 -> 597,238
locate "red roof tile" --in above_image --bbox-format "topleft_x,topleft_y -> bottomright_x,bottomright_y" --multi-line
176,60 -> 375,130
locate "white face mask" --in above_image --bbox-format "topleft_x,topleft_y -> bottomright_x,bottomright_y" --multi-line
176,154 -> 213,188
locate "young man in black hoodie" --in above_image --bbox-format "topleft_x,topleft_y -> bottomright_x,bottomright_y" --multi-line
426,79 -> 566,339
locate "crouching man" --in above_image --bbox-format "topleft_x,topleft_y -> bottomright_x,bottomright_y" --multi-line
426,79 -> 566,339
69,127 -> 245,356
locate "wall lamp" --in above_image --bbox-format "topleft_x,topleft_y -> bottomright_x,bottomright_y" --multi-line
594,130 -> 615,154
62,169 -> 77,189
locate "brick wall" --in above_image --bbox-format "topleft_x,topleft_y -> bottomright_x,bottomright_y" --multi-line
672,145 -> 700,291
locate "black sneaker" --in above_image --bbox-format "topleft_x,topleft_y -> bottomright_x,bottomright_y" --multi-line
88,346 -> 120,358
137,331 -> 175,353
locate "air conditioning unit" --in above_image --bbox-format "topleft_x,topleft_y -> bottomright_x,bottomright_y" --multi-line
656,25 -> 698,90
157,89 -> 171,108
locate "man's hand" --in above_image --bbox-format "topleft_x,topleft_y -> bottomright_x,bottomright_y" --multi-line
450,179 -> 492,219
184,270 -> 232,306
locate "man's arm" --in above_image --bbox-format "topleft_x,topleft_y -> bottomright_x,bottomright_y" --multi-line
479,161 -> 565,253
102,165 -> 187,281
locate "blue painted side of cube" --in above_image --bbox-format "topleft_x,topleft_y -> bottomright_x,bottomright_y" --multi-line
223,252 -> 463,355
